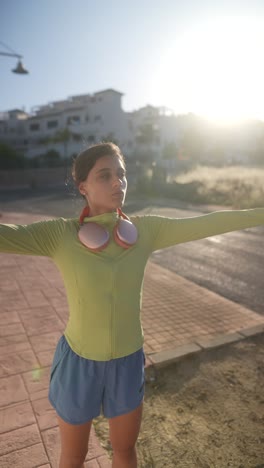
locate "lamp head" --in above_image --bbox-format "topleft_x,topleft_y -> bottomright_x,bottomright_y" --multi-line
12,59 -> 29,74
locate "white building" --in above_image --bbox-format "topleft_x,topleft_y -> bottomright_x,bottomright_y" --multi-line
0,89 -> 185,162
1,88 -> 262,165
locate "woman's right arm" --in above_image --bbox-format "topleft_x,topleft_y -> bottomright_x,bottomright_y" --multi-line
0,217 -> 66,258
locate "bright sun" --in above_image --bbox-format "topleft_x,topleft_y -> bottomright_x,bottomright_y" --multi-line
153,16 -> 264,124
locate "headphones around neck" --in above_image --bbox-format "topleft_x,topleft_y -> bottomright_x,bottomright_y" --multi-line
78,206 -> 138,252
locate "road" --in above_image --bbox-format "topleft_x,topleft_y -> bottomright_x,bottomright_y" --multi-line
147,206 -> 264,316
1,188 -> 263,315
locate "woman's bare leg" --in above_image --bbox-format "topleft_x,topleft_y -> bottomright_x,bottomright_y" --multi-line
109,402 -> 143,468
57,414 -> 93,468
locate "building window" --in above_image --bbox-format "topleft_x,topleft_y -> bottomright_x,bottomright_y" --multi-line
73,134 -> 82,142
88,135 -> 95,142
67,115 -> 80,125
94,115 -> 101,122
47,120 -> 58,129
30,123 -> 40,131
85,115 -> 90,122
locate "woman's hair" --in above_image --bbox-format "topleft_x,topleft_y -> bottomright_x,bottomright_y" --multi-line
72,142 -> 126,200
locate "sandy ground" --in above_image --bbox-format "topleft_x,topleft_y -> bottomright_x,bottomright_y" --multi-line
93,333 -> 264,468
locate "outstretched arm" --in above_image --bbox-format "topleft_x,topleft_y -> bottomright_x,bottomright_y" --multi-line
139,207 -> 264,252
0,217 -> 66,257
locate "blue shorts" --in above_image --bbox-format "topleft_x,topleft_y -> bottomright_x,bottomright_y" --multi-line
48,334 -> 146,425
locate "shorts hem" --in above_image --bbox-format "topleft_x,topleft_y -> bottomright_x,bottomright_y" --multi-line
48,394 -> 100,425
104,397 -> 144,419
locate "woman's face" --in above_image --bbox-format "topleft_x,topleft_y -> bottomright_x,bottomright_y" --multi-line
79,155 -> 127,215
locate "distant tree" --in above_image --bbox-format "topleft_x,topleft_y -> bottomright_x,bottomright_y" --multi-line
136,123 -> 158,145
43,149 -> 61,166
51,128 -> 72,159
29,150 -> 62,168
250,133 -> 264,165
180,127 -> 204,162
136,123 -> 159,163
101,133 -> 119,146
0,143 -> 26,169
177,113 -> 208,163
162,142 -> 178,160
37,128 -> 72,160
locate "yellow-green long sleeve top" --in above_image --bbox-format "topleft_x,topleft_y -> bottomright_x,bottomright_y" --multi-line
1,207 -> 264,360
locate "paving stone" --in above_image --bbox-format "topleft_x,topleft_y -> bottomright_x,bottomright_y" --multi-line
36,349 -> 56,368
96,454 -> 112,467
41,426 -> 61,468
29,388 -> 49,402
0,402 -> 36,434
0,333 -> 28,346
18,305 -> 57,319
141,262 -> 264,356
18,279 -> 51,290
0,375 -> 28,408
0,442 -> 48,467
32,397 -> 58,430
0,340 -> 31,357
22,366 -> 51,395
0,291 -> 28,311
0,256 -> 18,267
20,314 -> 64,336
0,323 -> 25,337
30,331 -> 62,353
0,311 -> 21,324
55,307 -> 69,323
0,423 -> 41,456
0,279 -> 20,292
41,288 -> 64,299
0,349 -> 39,377
84,459 -> 100,467
22,290 -> 50,308
48,296 -> 69,309
149,343 -> 202,368
86,427 -> 109,460
195,332 -> 243,349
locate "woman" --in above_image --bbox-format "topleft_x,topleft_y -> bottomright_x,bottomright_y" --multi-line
0,142 -> 264,468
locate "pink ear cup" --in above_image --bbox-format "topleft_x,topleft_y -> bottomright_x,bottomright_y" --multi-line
113,219 -> 138,249
78,222 -> 110,251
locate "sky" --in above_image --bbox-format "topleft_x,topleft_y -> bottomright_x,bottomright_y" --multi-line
1,0 -> 264,123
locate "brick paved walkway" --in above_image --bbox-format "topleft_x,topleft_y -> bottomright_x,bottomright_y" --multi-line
0,211 -> 264,467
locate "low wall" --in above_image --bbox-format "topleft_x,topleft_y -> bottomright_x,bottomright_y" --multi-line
0,166 -> 139,191
0,168 -> 69,189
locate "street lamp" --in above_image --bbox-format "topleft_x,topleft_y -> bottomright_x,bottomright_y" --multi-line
0,40 -> 29,74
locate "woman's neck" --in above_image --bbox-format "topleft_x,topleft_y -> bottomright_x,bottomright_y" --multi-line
88,207 -> 116,217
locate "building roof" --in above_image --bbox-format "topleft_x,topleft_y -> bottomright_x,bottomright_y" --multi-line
94,88 -> 124,96
8,109 -> 26,114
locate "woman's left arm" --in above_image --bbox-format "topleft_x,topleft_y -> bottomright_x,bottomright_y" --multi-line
142,207 -> 264,252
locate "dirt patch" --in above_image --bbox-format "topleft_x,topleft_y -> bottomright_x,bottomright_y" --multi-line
93,333 -> 264,467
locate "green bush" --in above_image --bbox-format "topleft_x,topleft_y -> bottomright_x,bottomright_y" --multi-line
0,143 -> 26,169
29,150 -> 62,168
166,165 -> 264,208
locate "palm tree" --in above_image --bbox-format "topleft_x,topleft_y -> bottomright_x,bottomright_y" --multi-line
51,128 -> 71,159
135,123 -> 159,163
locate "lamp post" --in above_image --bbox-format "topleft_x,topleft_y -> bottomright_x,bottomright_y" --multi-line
0,41 -> 29,74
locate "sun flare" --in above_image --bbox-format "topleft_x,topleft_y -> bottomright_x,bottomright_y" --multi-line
152,17 -> 264,124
